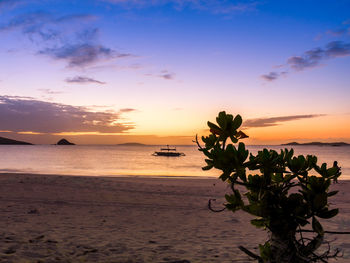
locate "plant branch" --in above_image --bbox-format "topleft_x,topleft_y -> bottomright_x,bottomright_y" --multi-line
238,246 -> 263,262
208,199 -> 226,212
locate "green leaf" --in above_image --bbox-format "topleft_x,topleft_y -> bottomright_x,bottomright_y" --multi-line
312,193 -> 327,210
225,192 -> 243,211
312,216 -> 324,235
273,173 -> 283,183
207,121 -> 222,135
327,167 -> 339,177
230,135 -> 238,143
251,218 -> 265,228
219,171 -> 230,181
202,164 -> 213,171
259,242 -> 272,261
328,190 -> 339,197
232,115 -> 242,129
216,111 -> 227,129
318,208 -> 339,219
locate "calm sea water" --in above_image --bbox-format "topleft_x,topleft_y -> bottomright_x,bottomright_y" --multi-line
0,145 -> 349,179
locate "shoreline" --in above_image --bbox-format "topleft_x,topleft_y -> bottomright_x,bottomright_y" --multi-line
0,172 -> 217,180
1,172 -> 350,181
0,173 -> 349,262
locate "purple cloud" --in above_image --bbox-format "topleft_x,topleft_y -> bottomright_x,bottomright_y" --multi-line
263,41 -> 350,81
287,47 -> 324,71
243,114 -> 325,128
0,0 -> 26,9
39,44 -> 130,67
119,108 -> 137,113
261,72 -> 279,81
37,89 -> 63,95
325,41 -> 350,57
160,70 -> 175,80
0,11 -> 132,68
100,0 -> 259,14
65,76 -> 106,84
326,28 -> 347,37
0,11 -> 96,41
0,96 -> 135,133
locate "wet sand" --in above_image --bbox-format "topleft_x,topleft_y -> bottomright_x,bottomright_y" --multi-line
0,173 -> 349,262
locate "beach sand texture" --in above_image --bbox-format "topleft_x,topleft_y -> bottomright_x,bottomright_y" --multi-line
0,174 -> 349,262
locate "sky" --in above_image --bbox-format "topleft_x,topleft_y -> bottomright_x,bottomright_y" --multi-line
0,0 -> 349,145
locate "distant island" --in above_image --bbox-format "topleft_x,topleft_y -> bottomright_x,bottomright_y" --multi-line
116,143 -> 147,146
0,136 -> 32,145
56,139 -> 75,145
282,142 -> 349,147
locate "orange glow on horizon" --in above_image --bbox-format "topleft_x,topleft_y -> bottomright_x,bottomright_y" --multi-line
17,131 -> 44,135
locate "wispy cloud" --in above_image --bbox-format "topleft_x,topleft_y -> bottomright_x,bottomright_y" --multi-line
315,19 -> 350,40
243,114 -> 325,128
65,76 -> 106,84
0,96 -> 135,133
0,0 -> 26,10
159,70 -> 175,80
40,43 -> 132,68
0,11 -> 132,68
145,70 -> 176,80
326,28 -> 348,37
0,11 -> 96,41
37,89 -> 63,95
119,108 -> 137,113
101,0 -> 259,14
288,41 -> 350,71
262,41 -> 350,81
261,71 -> 287,81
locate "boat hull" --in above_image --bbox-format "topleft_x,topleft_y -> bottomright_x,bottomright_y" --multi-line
153,152 -> 185,157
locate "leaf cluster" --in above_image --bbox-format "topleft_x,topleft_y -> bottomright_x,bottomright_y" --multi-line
198,111 -> 342,261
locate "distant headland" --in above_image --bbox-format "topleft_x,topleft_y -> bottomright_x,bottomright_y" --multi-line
0,136 -> 32,145
282,142 -> 349,147
56,139 -> 75,145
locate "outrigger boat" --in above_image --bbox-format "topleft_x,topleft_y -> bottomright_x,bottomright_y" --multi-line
152,145 -> 185,157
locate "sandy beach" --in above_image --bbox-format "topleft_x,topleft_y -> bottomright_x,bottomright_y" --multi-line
0,173 -> 349,263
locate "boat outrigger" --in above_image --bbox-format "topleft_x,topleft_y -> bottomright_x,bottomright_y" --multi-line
152,145 -> 185,157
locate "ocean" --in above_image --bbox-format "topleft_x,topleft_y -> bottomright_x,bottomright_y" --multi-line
0,144 -> 349,179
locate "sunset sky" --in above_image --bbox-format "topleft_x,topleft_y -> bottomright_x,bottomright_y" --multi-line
0,0 -> 349,145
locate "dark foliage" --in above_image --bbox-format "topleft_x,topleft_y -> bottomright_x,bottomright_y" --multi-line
197,111 -> 342,262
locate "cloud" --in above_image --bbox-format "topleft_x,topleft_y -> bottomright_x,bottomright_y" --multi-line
0,11 -> 131,68
100,0 -> 259,14
0,0 -> 26,10
261,71 -> 287,81
37,89 -> 63,95
39,44 -> 131,67
288,41 -> 350,71
326,28 -> 347,37
159,70 -> 175,80
0,11 -> 96,41
263,41 -> 350,81
0,96 -> 135,133
0,11 -> 96,30
65,76 -> 106,84
119,108 -> 137,113
287,48 -> 324,71
0,11 -> 49,31
325,41 -> 350,57
243,114 -> 325,128
145,70 -> 176,80
55,14 -> 97,23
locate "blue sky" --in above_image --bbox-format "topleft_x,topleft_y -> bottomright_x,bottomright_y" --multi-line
0,0 -> 349,144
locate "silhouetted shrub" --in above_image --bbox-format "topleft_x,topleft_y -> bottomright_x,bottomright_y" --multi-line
197,111 -> 341,262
